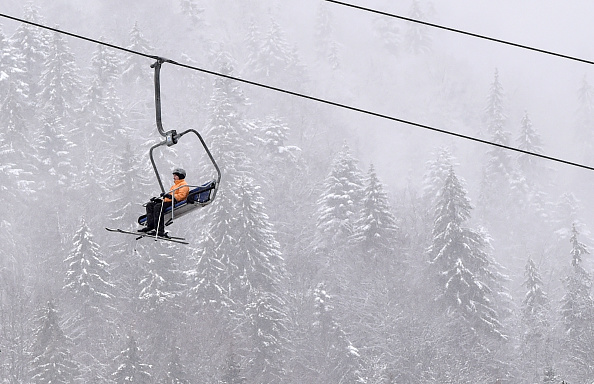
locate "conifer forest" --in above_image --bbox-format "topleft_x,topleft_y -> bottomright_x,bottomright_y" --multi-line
2,1 -> 594,383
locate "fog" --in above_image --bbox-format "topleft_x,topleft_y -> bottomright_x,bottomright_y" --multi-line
2,1 -> 594,383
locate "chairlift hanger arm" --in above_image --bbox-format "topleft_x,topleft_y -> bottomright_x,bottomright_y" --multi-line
151,57 -> 178,139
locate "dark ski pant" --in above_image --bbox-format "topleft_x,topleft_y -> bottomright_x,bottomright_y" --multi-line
145,200 -> 172,233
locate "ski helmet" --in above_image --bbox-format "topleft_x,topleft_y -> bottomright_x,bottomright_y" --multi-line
172,167 -> 186,179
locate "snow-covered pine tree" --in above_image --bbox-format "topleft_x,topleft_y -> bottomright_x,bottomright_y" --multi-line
189,51 -> 248,310
315,142 -> 364,252
62,219 -> 116,381
186,52 -> 250,376
314,2 -> 340,69
404,0 -> 431,54
351,163 -> 400,271
179,0 -> 205,28
63,219 -> 115,314
559,224 -> 594,381
306,282 -> 363,383
122,22 -> 154,86
484,68 -> 506,138
314,2 -> 332,60
516,111 -> 544,184
230,176 -> 290,383
514,111 -> 553,239
243,19 -> 261,75
246,17 -> 308,93
373,16 -> 401,56
478,69 -> 516,232
0,46 -> 36,207
252,115 -> 302,234
112,333 -> 151,384
37,29 -> 83,123
422,147 -> 458,208
0,22 -> 37,205
106,140 -> 152,228
428,166 -> 506,340
0,229 -> 30,384
159,341 -> 190,384
574,75 -> 594,163
29,301 -> 80,384
138,250 -> 186,313
33,107 -> 77,191
245,290 -> 289,384
249,19 -> 293,81
542,366 -> 558,383
78,41 -> 125,171
521,257 -> 551,383
232,176 -> 285,298
552,193 -> 590,243
9,3 -> 50,99
220,348 -> 246,384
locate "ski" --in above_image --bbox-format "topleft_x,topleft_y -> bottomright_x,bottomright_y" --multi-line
105,228 -> 189,245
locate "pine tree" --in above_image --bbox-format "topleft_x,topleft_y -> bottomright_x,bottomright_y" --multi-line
553,193 -> 588,242
189,52 -> 248,311
315,142 -> 364,251
404,0 -> 431,54
484,69 -> 506,138
232,176 -> 285,299
307,283 -> 363,383
422,147 -> 458,207
516,111 -> 544,181
0,78 -> 36,205
122,22 -> 154,85
246,18 -> 307,91
479,69 -> 515,227
542,366 -> 558,383
112,333 -> 152,384
428,166 -> 506,340
160,341 -> 190,384
314,2 -> 340,69
351,164 -> 400,269
373,16 -> 401,56
0,234 -> 30,384
249,19 -> 293,81
79,41 -> 125,169
245,290 -> 289,383
220,348 -> 246,384
560,224 -> 593,334
29,301 -> 80,384
63,219 -> 115,312
37,29 -> 83,122
62,219 -> 116,381
208,173 -> 290,383
9,3 -> 50,99
179,0 -> 205,28
107,140 -> 151,215
559,224 -> 594,381
574,75 -> 594,162
521,257 -> 551,383
0,24 -> 37,205
138,250 -> 186,313
33,108 -> 77,190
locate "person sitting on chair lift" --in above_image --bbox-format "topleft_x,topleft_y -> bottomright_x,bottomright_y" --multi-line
138,167 -> 190,237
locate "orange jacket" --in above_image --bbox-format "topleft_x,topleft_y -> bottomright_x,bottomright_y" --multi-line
165,179 -> 189,203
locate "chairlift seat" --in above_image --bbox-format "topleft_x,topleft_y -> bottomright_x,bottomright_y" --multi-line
138,180 -> 217,226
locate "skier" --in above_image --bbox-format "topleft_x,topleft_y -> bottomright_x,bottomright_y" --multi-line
138,168 -> 190,237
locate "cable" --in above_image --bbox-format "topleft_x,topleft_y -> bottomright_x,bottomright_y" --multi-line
1,12 -> 594,172
324,0 -> 594,66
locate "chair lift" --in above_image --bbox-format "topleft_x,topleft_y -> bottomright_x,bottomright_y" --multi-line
136,58 -> 222,230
